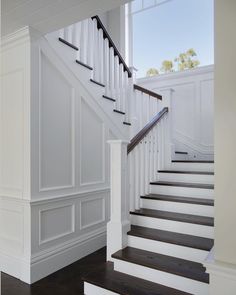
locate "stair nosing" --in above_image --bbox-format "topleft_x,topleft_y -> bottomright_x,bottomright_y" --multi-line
58,37 -> 79,50
141,194 -> 214,206
150,181 -> 214,189
112,247 -> 209,283
128,225 -> 214,251
102,95 -> 116,102
158,170 -> 214,175
130,209 -> 214,226
172,160 -> 214,163
90,78 -> 105,87
75,59 -> 93,70
83,262 -> 191,295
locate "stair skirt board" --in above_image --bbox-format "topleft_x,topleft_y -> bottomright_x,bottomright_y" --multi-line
170,163 -> 214,172
131,215 -> 214,239
84,282 -> 118,295
127,235 -> 208,263
140,199 -> 214,217
157,173 -> 214,184
150,185 -> 214,199
113,259 -> 209,295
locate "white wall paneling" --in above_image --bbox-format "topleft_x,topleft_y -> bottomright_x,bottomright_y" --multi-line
138,66 -> 214,160
0,27 -> 31,200
80,98 -> 105,187
39,51 -> 76,192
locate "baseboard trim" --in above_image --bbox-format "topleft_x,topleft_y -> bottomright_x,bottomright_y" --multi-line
0,227 -> 106,284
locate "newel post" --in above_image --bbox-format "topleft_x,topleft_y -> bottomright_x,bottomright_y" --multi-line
161,88 -> 174,169
107,140 -> 131,260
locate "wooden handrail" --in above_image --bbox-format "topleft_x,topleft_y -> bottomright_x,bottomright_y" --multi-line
134,84 -> 162,100
91,15 -> 132,78
127,107 -> 168,154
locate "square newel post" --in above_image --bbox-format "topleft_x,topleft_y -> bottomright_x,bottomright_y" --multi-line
107,140 -> 131,260
160,88 -> 174,169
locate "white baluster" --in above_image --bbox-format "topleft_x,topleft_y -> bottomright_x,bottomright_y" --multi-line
75,22 -> 81,61
79,20 -> 85,63
64,26 -> 70,42
140,141 -> 145,196
59,28 -> 64,39
93,19 -> 99,81
114,56 -> 120,110
98,29 -> 104,83
119,64 -> 124,112
109,47 -> 115,100
124,72 -> 129,122
87,19 -> 94,67
134,145 -> 140,210
104,38 -> 110,96
150,130 -> 154,182
129,152 -> 135,212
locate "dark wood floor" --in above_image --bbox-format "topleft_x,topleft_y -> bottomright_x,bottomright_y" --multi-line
1,247 -> 106,295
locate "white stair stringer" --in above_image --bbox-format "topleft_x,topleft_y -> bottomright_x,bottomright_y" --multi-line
113,259 -> 209,295
141,198 -> 214,217
157,172 -> 214,184
150,184 -> 214,199
131,215 -> 214,239
127,235 -> 209,263
45,31 -> 129,139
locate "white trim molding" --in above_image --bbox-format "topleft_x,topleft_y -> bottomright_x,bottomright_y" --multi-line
204,247 -> 236,295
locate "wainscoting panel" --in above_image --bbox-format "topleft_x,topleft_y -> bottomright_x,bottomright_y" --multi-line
39,204 -> 75,245
80,196 -> 105,230
80,98 -> 105,187
39,52 -> 75,191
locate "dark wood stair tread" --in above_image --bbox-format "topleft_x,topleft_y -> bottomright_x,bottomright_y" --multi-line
172,160 -> 214,163
158,170 -> 214,175
83,262 -> 191,295
150,181 -> 214,189
130,208 -> 214,226
128,225 -> 214,251
141,194 -> 214,206
175,151 -> 188,155
112,247 -> 209,283
58,37 -> 79,50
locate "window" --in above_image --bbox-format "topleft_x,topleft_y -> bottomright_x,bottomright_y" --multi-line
130,0 -> 214,78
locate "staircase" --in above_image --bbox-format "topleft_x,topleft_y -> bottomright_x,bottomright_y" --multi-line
43,14 -> 214,295
83,161 -> 214,295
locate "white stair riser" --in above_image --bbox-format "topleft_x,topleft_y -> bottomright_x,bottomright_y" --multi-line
84,282 -> 118,295
171,162 -> 214,172
128,235 -> 209,263
158,173 -> 214,184
131,215 -> 214,239
150,185 -> 214,199
141,199 -> 214,217
113,259 -> 209,295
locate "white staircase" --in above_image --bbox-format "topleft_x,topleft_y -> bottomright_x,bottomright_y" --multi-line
84,157 -> 214,294
43,14 -> 214,295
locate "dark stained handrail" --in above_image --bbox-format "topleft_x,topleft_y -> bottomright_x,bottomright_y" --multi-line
127,107 -> 168,154
91,15 -> 132,78
134,84 -> 162,100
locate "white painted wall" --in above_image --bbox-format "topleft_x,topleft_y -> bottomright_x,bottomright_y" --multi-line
204,1 -> 236,294
0,26 -> 122,283
137,66 -> 214,160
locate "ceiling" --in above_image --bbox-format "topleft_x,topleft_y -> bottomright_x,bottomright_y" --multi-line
1,0 -> 130,36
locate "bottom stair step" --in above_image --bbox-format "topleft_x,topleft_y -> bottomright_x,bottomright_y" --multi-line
112,247 -> 209,283
112,247 -> 209,295
83,262 -> 191,295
